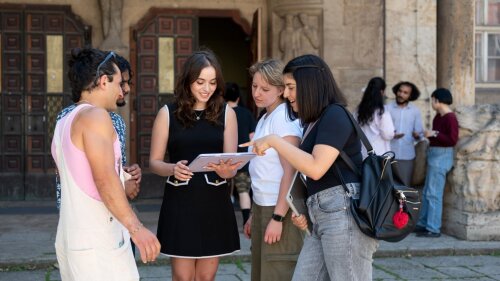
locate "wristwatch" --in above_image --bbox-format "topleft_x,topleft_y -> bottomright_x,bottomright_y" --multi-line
271,213 -> 285,222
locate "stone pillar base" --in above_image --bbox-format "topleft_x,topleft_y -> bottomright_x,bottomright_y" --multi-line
441,105 -> 500,241
443,206 -> 500,241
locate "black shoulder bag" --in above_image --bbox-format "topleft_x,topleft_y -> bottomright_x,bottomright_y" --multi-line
335,105 -> 421,242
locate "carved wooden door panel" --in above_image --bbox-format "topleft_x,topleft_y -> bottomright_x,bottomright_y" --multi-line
130,10 -> 198,196
0,5 -> 90,199
130,11 -> 198,168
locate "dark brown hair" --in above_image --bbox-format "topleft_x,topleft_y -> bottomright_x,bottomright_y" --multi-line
67,48 -> 118,102
283,54 -> 346,125
174,49 -> 225,127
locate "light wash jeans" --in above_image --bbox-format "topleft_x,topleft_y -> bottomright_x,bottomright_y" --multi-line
417,147 -> 454,233
292,183 -> 378,281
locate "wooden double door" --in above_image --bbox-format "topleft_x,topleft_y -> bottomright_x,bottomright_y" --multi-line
0,4 -> 90,199
130,8 -> 259,196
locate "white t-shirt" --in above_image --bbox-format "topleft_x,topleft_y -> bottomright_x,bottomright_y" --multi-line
248,103 -> 302,206
355,108 -> 395,158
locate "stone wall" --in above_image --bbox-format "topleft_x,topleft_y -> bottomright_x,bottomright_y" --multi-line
385,0 -> 436,127
443,104 -> 500,240
330,0 -> 385,109
268,0 -> 384,110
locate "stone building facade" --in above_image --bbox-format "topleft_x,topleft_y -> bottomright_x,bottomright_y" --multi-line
0,0 -> 498,240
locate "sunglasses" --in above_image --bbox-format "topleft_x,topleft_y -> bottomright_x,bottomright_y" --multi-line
94,51 -> 116,84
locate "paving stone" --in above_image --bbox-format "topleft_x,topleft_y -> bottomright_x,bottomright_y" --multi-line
217,263 -> 245,275
374,257 -> 449,280
470,265 -> 500,277
373,265 -> 399,279
216,274 -> 248,281
412,255 -> 500,267
0,270 -> 47,281
137,265 -> 171,278
434,266 -> 487,278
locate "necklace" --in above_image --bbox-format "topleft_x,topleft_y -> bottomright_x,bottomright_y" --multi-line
194,110 -> 204,120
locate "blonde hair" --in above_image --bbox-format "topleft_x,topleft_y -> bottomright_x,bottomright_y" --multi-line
249,59 -> 285,88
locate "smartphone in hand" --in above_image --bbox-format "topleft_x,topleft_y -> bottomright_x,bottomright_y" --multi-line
394,133 -> 405,139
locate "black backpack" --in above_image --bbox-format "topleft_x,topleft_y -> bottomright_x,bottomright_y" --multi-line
335,105 -> 421,242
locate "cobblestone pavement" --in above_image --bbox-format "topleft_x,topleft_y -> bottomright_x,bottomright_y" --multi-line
1,200 -> 500,280
1,254 -> 500,280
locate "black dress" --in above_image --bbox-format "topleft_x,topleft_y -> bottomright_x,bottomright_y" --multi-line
156,103 -> 240,258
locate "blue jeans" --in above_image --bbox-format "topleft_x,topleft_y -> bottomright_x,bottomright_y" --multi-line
292,183 -> 378,281
417,147 -> 454,233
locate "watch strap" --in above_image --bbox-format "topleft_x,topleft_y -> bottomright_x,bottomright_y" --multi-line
272,213 -> 285,222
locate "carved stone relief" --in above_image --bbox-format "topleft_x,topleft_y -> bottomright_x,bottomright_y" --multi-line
274,10 -> 322,62
443,104 -> 500,240
99,0 -> 127,51
450,104 -> 500,213
343,0 -> 383,66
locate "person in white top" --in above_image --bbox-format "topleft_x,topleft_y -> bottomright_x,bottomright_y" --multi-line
244,59 -> 304,281
386,81 -> 424,186
355,77 -> 395,158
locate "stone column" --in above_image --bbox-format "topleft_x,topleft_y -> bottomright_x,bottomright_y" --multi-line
437,1 -> 500,241
443,104 -> 500,240
436,0 -> 475,106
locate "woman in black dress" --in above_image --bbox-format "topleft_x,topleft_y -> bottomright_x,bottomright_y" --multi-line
149,50 -> 241,281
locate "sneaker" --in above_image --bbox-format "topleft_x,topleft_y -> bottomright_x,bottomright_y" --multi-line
416,231 -> 441,238
413,226 -> 427,234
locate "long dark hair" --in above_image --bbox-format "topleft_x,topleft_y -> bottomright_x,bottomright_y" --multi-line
283,54 -> 346,125
174,49 -> 225,127
356,77 -> 386,126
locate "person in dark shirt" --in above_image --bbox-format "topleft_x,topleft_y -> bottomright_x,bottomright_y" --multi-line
224,82 -> 257,225
241,54 -> 378,281
415,88 -> 459,238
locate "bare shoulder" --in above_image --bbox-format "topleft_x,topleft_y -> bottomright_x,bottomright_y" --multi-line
225,105 -> 236,119
77,106 -> 114,132
154,105 -> 170,125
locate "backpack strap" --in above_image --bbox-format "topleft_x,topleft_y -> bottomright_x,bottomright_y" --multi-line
334,104 -> 374,154
339,151 -> 361,176
332,104 -> 376,193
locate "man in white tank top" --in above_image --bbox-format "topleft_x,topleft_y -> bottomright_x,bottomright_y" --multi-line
52,48 -> 160,281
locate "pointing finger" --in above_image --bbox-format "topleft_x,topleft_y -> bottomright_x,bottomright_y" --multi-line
238,141 -> 254,148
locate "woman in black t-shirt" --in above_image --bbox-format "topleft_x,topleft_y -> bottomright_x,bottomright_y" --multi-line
241,54 -> 378,281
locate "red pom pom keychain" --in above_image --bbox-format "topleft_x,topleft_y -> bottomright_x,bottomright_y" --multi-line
393,199 -> 409,229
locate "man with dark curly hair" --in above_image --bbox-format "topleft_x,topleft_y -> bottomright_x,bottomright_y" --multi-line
387,81 -> 424,186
